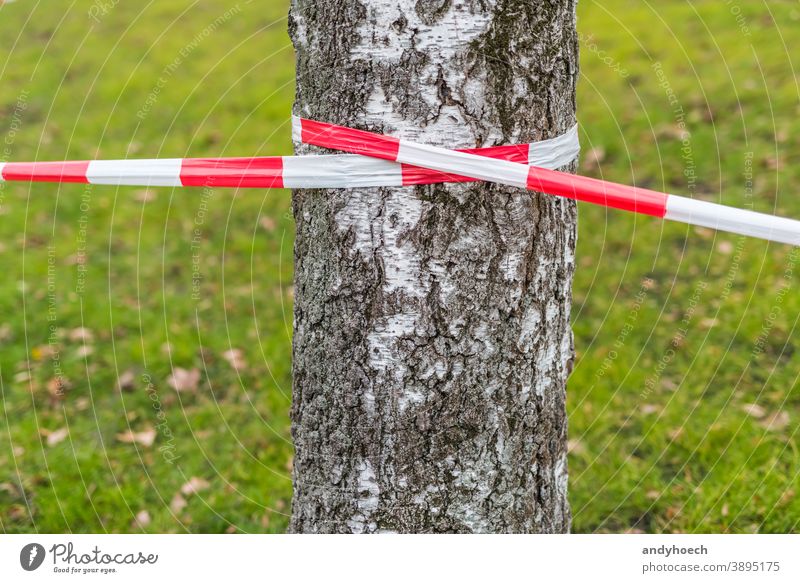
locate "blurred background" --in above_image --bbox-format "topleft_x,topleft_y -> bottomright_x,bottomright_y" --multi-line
0,0 -> 798,533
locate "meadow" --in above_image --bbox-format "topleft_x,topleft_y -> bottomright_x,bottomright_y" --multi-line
1,0 -> 798,533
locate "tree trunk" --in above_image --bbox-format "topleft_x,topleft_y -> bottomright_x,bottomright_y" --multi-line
288,0 -> 578,533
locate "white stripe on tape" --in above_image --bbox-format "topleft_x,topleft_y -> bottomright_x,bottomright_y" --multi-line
0,163 -> 5,181
291,115 -> 303,146
86,159 -> 183,187
282,155 -> 403,189
397,142 -> 530,189
530,124 -> 580,169
665,196 -> 800,246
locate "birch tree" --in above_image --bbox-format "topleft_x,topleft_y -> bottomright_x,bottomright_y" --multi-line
288,0 -> 579,533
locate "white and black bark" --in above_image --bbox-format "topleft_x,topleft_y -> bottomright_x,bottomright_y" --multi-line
288,0 -> 578,533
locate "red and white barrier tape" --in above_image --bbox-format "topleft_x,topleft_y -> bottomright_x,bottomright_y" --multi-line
0,125 -> 578,189
295,117 -> 800,246
2,116 -> 797,245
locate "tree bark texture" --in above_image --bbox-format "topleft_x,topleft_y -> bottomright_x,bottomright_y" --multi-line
289,0 -> 578,533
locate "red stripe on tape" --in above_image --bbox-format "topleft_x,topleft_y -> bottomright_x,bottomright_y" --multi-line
3,161 -> 90,183
300,118 -> 400,161
401,143 -> 529,186
180,157 -> 284,188
526,167 -> 668,217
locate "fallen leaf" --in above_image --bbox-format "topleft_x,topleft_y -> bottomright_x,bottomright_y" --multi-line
640,403 -> 660,415
581,146 -> 606,172
168,367 -> 201,392
700,318 -> 717,329
7,505 -> 27,521
0,482 -> 20,497
68,327 -> 94,342
65,253 -> 87,266
46,427 -> 69,447
222,349 -> 247,372
656,124 -> 690,141
181,477 -> 210,496
116,428 -> 157,447
567,439 -> 586,453
717,240 -> 734,255
13,371 -> 30,383
170,494 -> 187,513
721,503 -> 729,517
76,345 -> 94,358
260,216 -> 276,232
117,369 -> 136,392
47,377 -> 69,398
741,403 -> 766,419
760,410 -> 790,431
133,510 -> 151,528
693,226 -> 714,240
134,189 -> 157,203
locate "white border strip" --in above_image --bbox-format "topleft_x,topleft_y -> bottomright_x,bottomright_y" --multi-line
665,196 -> 800,246
86,159 -> 183,187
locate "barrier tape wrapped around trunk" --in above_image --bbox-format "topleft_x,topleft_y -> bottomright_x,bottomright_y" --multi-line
294,117 -> 800,246
0,125 -> 578,189
2,116 -> 799,246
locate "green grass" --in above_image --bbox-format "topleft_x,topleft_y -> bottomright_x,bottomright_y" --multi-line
0,0 -> 799,533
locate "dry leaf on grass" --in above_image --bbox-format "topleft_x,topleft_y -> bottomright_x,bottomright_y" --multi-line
567,439 -> 585,454
717,240 -> 734,255
76,345 -> 94,358
640,404 -> 660,415
134,189 -> 157,203
222,349 -> 247,372
260,216 -> 276,232
45,427 -> 69,447
180,477 -> 210,496
68,327 -> 94,342
116,428 -> 157,448
168,367 -> 201,392
581,146 -> 606,172
117,369 -> 136,392
760,410 -> 790,431
133,510 -> 151,528
170,494 -> 187,513
741,403 -> 766,419
47,377 -> 69,398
